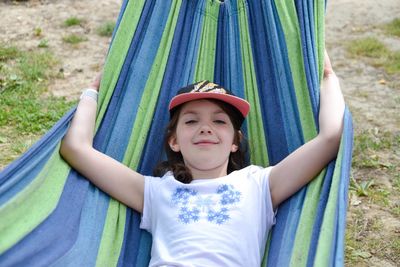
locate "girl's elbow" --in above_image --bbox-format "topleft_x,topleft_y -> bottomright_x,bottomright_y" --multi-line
60,139 -> 76,161
319,120 -> 343,146
60,138 -> 88,162
324,130 -> 342,144
317,131 -> 342,157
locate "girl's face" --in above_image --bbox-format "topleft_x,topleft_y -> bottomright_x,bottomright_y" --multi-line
168,100 -> 239,178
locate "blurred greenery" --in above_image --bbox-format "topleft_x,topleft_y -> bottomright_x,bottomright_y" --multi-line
62,34 -> 88,45
96,21 -> 116,37
347,37 -> 400,74
383,18 -> 400,37
0,43 -> 76,168
63,17 -> 84,27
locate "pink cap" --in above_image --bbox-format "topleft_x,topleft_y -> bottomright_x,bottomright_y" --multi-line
169,80 -> 250,118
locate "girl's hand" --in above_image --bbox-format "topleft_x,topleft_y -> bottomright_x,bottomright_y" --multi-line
323,49 -> 335,77
89,72 -> 102,92
319,50 -> 345,139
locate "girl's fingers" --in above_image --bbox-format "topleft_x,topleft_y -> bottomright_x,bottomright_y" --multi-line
89,72 -> 102,91
323,50 -> 335,77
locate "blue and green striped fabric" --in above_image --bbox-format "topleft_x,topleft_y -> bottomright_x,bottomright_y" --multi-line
0,0 -> 353,266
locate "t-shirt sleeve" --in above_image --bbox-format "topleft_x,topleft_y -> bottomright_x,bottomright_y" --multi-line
249,165 -> 276,226
140,175 -> 156,232
261,166 -> 277,225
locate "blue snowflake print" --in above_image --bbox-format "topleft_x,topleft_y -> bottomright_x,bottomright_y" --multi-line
178,207 -> 200,224
170,184 -> 242,225
217,184 -> 230,194
171,187 -> 198,205
207,208 -> 230,225
217,184 -> 241,205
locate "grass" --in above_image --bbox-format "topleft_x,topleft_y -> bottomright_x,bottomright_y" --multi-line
96,21 -> 115,37
346,37 -> 400,74
350,178 -> 391,207
369,187 -> 390,206
0,43 -> 76,168
350,178 -> 374,197
345,211 -> 400,265
345,209 -> 372,264
38,39 -> 49,48
63,17 -> 84,27
383,51 -> 400,74
383,18 -> 400,37
352,129 -> 396,169
34,27 -> 42,37
392,173 -> 400,216
0,45 -> 19,61
347,37 -> 390,58
62,34 -> 88,44
394,173 -> 400,190
348,127 -> 400,265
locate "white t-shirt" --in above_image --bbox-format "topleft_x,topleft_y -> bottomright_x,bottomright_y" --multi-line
140,165 -> 275,267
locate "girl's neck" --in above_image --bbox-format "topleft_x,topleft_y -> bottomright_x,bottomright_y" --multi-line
187,164 -> 228,180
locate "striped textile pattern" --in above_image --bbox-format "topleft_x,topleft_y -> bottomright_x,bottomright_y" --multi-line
0,0 -> 352,266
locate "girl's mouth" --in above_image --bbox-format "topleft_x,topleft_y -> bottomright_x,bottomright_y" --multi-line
194,140 -> 218,145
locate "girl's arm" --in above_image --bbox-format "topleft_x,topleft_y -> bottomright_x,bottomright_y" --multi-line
60,75 -> 145,213
269,51 -> 345,209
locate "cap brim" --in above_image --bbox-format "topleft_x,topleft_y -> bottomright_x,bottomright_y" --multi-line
169,92 -> 250,118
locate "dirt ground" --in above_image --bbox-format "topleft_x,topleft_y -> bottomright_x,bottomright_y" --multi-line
0,0 -> 121,99
326,1 -> 400,266
0,0 -> 399,266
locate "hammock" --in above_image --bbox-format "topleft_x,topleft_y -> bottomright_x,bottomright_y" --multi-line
0,0 -> 353,266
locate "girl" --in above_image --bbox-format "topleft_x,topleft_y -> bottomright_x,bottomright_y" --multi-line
60,51 -> 345,266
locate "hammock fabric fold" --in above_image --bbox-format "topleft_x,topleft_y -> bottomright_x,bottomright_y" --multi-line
0,0 -> 353,266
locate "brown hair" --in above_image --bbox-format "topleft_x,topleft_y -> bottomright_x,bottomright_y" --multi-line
153,99 -> 249,183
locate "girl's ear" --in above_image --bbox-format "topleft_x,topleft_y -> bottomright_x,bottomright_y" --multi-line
168,135 -> 180,152
231,130 -> 243,153
231,144 -> 239,153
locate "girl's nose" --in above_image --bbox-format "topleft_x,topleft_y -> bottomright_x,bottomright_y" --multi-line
200,129 -> 212,134
199,124 -> 213,134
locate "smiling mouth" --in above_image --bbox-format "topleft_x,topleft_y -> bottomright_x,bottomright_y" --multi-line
194,141 -> 218,145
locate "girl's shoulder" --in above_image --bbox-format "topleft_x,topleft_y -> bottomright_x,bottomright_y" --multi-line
237,164 -> 273,176
144,171 -> 172,180
144,171 -> 186,186
231,165 -> 274,187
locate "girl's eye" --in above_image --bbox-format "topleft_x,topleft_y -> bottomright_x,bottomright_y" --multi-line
185,120 -> 197,124
214,120 -> 226,124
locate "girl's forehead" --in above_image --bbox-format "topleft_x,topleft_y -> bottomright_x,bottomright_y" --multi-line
180,100 -> 226,115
